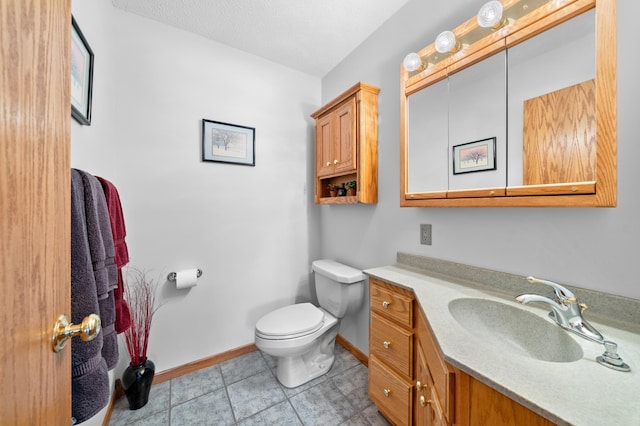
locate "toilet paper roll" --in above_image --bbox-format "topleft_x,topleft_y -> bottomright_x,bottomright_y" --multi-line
175,269 -> 199,289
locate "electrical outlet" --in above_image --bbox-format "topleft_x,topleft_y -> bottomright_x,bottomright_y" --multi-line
420,224 -> 432,245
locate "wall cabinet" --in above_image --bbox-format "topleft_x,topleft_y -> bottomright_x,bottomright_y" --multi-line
400,0 -> 616,207
369,278 -> 556,425
311,82 -> 379,204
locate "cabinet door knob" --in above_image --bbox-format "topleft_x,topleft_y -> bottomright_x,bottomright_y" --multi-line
420,395 -> 431,407
333,159 -> 338,164
383,388 -> 392,397
383,341 -> 391,349
382,301 -> 390,308
416,380 -> 423,391
326,161 -> 331,166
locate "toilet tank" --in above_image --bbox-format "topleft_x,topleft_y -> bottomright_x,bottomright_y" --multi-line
312,259 -> 365,318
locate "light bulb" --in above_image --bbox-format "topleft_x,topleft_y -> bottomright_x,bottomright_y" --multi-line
403,52 -> 423,72
435,31 -> 459,54
477,1 -> 505,29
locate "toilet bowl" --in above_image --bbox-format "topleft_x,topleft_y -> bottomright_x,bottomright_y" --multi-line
254,259 -> 365,388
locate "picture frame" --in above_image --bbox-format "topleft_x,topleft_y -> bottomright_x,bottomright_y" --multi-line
71,16 -> 94,125
452,137 -> 496,175
202,119 -> 255,166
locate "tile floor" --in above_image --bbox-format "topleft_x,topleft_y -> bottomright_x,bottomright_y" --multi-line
109,343 -> 392,425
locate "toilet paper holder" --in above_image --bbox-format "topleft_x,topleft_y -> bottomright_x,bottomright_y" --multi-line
167,269 -> 203,282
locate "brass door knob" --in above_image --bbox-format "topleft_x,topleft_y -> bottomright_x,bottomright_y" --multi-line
420,395 -> 431,407
416,380 -> 424,391
52,314 -> 101,352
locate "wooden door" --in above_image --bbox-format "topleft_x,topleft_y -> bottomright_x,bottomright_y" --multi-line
0,0 -> 72,424
316,113 -> 334,177
334,98 -> 356,174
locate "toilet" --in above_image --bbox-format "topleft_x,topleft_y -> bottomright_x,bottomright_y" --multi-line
254,259 -> 365,388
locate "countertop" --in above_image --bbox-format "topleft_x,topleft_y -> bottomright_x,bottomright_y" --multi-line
364,263 -> 640,426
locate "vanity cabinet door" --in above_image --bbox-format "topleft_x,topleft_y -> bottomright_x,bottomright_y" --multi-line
370,279 -> 414,327
417,309 -> 455,424
371,312 -> 413,377
369,355 -> 412,426
369,278 -> 415,425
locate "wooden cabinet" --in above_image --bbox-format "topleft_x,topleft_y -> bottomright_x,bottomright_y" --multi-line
416,308 -> 455,425
311,82 -> 379,204
369,278 -> 558,425
368,278 -> 414,425
316,98 -> 356,177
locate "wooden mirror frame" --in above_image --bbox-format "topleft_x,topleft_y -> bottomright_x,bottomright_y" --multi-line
400,0 -> 616,207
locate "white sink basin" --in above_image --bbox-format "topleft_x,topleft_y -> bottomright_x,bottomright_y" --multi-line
448,298 -> 583,363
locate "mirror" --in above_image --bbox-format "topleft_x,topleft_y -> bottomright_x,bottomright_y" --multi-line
507,9 -> 596,188
449,52 -> 506,191
407,77 -> 448,195
401,0 -> 616,207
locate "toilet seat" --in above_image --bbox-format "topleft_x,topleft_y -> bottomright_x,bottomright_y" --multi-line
256,303 -> 324,340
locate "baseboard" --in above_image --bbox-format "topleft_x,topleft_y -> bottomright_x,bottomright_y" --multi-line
337,334 -> 368,367
154,343 -> 258,384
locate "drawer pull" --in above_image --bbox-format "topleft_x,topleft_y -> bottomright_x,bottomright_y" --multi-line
383,388 -> 392,397
420,395 -> 431,407
416,380 -> 424,391
382,301 -> 391,308
383,341 -> 391,349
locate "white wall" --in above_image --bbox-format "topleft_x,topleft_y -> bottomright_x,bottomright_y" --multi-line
323,0 -> 640,354
71,0 -> 321,404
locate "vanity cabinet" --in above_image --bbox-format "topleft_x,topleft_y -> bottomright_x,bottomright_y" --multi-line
368,278 -> 414,425
311,82 -> 379,204
369,278 -> 556,425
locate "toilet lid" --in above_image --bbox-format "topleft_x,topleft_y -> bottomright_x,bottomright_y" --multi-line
256,303 -> 324,337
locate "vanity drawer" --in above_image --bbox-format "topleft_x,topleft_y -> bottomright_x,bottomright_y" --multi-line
417,309 -> 455,423
369,354 -> 412,426
370,311 -> 413,377
370,278 -> 414,327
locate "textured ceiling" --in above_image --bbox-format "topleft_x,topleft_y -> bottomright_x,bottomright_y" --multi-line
111,0 -> 410,77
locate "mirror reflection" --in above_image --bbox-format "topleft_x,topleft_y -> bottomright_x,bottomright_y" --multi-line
507,9 -> 596,187
405,7 -> 597,198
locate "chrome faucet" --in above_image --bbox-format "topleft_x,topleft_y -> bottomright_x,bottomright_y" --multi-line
516,276 -> 605,344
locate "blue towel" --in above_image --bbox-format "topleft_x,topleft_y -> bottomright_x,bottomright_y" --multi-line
71,169 -> 109,423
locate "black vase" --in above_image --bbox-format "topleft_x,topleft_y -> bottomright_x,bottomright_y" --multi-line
122,359 -> 155,410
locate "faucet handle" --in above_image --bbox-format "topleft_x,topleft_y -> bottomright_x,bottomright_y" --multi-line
527,276 -> 577,304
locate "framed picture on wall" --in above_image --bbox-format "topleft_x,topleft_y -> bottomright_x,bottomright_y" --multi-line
71,16 -> 94,125
202,119 -> 256,166
452,137 -> 496,174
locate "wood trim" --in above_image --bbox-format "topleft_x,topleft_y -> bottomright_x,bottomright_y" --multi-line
447,187 -> 505,199
311,82 -> 380,119
154,343 -> 257,384
336,334 -> 368,367
101,381 -> 124,426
